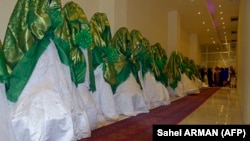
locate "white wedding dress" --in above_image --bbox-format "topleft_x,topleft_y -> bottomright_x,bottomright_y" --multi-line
0,84 -> 17,141
10,40 -> 91,141
92,64 -> 119,124
81,49 -> 119,127
140,71 -> 170,109
181,73 -> 200,94
114,73 -> 149,116
167,81 -> 186,98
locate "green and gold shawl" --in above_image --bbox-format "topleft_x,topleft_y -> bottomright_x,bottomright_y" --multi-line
0,40 -> 9,84
89,12 -> 119,89
166,51 -> 183,89
150,43 -> 168,86
60,2 -> 93,88
111,27 -> 144,92
2,0 -> 70,102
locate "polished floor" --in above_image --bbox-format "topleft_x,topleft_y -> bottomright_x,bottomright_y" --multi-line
178,87 -> 243,125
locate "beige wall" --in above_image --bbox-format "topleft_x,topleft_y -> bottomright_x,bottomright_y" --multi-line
180,26 -> 190,58
127,0 -> 168,51
0,0 -> 16,41
238,0 -> 250,124
0,0 -> 200,64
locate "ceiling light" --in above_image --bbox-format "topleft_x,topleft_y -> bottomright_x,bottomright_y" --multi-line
223,26 -> 226,28
219,5 -> 222,8
198,12 -> 201,15
207,29 -> 210,32
202,21 -> 206,24
220,11 -> 223,14
220,17 -> 224,20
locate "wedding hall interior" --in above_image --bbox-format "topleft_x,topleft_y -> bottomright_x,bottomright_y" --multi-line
0,0 -> 249,141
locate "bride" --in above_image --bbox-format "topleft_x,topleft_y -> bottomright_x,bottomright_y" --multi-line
0,40 -> 16,141
2,0 -> 92,140
111,27 -> 149,116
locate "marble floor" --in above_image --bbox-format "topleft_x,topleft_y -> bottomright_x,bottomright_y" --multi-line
178,87 -> 243,125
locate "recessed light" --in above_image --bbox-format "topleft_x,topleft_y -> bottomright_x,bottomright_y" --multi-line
198,12 -> 201,15
220,11 -> 223,14
207,29 -> 210,32
202,21 -> 206,24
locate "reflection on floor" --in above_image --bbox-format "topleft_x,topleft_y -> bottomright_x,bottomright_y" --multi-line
178,87 -> 243,125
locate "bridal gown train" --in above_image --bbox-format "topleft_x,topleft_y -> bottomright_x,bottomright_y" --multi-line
0,83 -> 17,141
140,71 -> 170,109
10,40 -> 91,141
114,72 -> 149,116
89,12 -> 120,125
81,48 -> 118,127
111,27 -> 149,116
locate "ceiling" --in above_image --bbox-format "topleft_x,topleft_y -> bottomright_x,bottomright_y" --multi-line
165,0 -> 239,67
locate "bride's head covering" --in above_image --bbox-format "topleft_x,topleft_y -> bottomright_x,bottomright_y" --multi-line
59,1 -> 93,86
0,40 -> 8,84
2,0 -> 63,102
3,0 -> 63,70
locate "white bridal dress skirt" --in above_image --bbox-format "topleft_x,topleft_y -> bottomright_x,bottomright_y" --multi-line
114,73 -> 149,116
92,64 -> 119,125
81,49 -> 119,127
181,73 -> 200,94
140,71 -> 170,109
167,81 -> 186,98
10,40 -> 91,141
0,84 -> 17,141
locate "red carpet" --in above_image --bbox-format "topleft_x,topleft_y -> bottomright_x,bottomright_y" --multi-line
79,87 -> 220,141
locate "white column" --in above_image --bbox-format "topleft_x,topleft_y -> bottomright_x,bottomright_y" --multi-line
167,10 -> 181,57
189,33 -> 200,64
238,0 -> 250,124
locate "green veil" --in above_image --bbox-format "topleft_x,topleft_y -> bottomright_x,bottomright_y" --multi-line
150,43 -> 168,87
0,40 -> 9,84
60,1 -> 93,87
2,0 -> 65,102
166,51 -> 183,89
130,30 -> 153,78
89,12 -> 119,90
111,27 -> 143,92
